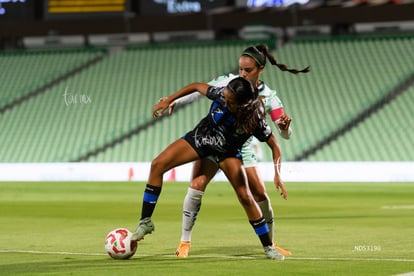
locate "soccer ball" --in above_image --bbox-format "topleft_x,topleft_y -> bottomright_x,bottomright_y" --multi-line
105,228 -> 137,260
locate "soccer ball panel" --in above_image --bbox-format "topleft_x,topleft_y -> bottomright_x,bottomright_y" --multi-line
105,228 -> 137,259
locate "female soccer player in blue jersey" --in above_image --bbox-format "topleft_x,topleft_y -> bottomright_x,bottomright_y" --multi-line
166,45 -> 309,258
133,77 -> 285,259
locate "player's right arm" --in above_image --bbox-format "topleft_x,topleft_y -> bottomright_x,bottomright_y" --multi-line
153,82 -> 210,118
167,74 -> 235,115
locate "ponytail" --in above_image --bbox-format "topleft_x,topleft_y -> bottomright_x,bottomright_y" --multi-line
242,44 -> 310,75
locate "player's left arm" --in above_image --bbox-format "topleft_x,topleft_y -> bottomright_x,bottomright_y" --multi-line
265,134 -> 288,200
255,119 -> 288,200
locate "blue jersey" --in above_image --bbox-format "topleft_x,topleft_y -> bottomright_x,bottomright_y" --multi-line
183,86 -> 272,161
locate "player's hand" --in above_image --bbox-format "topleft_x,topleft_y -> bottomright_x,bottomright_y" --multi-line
277,113 -> 292,131
153,97 -> 169,118
274,175 -> 288,200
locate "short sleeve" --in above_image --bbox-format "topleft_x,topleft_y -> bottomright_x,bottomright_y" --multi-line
254,118 -> 272,142
206,86 -> 225,101
261,84 -> 285,122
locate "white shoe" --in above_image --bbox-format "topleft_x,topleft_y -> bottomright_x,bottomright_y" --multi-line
264,245 -> 285,260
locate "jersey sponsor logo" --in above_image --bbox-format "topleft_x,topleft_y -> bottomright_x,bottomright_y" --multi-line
194,128 -> 226,152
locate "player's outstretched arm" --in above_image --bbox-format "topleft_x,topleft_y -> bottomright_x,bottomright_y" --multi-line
164,74 -> 235,115
153,82 -> 209,118
169,93 -> 203,114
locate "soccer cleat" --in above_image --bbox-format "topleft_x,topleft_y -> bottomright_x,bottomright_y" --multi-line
274,240 -> 292,256
264,245 -> 285,260
131,217 -> 154,241
275,245 -> 292,256
175,241 -> 191,258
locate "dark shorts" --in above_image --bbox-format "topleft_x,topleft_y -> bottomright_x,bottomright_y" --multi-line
182,128 -> 242,163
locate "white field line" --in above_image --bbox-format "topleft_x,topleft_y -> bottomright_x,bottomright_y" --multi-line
0,249 -> 107,256
381,205 -> 414,209
392,273 -> 414,276
0,249 -> 414,262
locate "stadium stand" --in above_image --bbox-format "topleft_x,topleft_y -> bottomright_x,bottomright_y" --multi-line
80,35 -> 414,162
307,84 -> 414,161
0,41 -> 260,162
87,41 -> 259,162
260,34 -> 414,161
0,48 -> 106,113
1,35 -> 413,163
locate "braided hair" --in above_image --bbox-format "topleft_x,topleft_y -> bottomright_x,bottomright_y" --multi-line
241,44 -> 310,74
226,77 -> 265,134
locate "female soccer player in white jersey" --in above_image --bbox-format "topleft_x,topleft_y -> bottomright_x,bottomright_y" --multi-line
166,45 -> 310,258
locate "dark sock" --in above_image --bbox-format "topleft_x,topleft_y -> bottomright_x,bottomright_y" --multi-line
141,184 -> 162,219
250,217 -> 272,247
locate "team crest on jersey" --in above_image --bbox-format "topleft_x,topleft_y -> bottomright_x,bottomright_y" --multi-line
211,106 -> 224,124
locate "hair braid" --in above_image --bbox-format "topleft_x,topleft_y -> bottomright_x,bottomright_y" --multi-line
255,44 -> 310,74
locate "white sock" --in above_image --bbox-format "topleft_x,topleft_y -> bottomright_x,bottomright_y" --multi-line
180,187 -> 204,242
258,199 -> 274,243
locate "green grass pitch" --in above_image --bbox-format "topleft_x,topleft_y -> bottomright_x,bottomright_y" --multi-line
0,181 -> 413,275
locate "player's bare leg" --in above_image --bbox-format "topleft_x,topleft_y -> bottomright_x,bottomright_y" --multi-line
246,166 -> 291,256
133,139 -> 199,241
219,157 -> 284,260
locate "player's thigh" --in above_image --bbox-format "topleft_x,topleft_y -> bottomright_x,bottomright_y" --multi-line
219,158 -> 250,195
152,139 -> 198,172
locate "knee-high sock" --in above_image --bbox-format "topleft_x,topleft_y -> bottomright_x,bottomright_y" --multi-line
258,199 -> 274,243
141,184 -> 162,220
180,188 -> 204,242
250,217 -> 272,247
